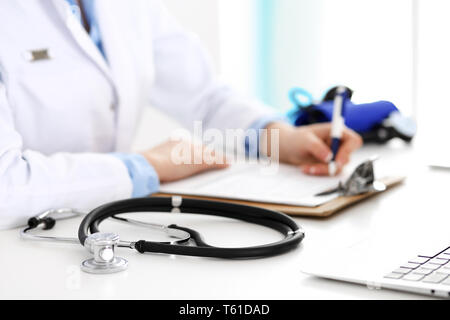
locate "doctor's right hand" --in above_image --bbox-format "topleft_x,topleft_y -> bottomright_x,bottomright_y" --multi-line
141,140 -> 229,183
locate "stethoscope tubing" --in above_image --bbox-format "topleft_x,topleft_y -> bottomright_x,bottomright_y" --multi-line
79,197 -> 304,259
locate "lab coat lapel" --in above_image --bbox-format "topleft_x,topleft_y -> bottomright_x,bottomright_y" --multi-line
50,0 -> 115,86
95,0 -> 151,151
51,0 -> 155,152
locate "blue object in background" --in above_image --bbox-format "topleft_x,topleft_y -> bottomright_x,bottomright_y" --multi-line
292,99 -> 398,133
288,87 -> 314,109
288,86 -> 417,143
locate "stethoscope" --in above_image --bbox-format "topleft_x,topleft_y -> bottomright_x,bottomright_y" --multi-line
21,196 -> 305,274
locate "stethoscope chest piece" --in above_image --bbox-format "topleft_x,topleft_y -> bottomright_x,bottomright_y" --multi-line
81,233 -> 128,274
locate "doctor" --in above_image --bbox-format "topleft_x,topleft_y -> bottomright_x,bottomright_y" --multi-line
0,0 -> 362,229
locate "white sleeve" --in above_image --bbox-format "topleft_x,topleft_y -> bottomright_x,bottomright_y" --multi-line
0,82 -> 133,230
147,0 -> 280,132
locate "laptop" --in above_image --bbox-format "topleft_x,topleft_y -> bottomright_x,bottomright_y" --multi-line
301,232 -> 450,298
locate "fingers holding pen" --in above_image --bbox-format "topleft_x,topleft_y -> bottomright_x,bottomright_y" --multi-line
335,128 -> 363,168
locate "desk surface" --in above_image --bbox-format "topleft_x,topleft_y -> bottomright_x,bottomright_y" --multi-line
1,142 -> 446,300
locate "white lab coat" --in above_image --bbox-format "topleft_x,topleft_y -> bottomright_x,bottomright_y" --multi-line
0,0 -> 277,229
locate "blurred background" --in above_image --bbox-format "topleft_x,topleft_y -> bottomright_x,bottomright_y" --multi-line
134,0 -> 450,158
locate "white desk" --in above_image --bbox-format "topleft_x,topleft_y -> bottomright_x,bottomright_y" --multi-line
1,142 -> 446,300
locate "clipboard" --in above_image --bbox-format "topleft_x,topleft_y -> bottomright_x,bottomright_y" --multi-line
154,176 -> 404,218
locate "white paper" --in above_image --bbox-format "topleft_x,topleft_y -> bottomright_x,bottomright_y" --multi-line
159,162 -> 346,207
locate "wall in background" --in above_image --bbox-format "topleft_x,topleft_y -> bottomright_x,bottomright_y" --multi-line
218,0 -> 256,97
314,0 -> 413,115
217,0 -> 415,116
256,0 -> 415,114
135,0 -> 445,153
416,0 -> 450,153
163,0 -> 221,70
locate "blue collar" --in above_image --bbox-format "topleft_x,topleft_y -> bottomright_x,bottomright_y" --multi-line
64,0 -> 105,57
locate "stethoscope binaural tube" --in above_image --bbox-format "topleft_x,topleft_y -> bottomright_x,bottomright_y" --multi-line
78,197 -> 305,259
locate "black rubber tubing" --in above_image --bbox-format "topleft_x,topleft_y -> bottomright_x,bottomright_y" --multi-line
78,197 -> 305,259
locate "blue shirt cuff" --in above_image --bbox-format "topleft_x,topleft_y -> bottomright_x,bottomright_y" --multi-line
111,153 -> 160,198
245,114 -> 289,157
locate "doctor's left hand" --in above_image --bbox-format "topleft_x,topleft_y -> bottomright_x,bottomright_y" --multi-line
264,122 -> 363,176
141,140 -> 229,183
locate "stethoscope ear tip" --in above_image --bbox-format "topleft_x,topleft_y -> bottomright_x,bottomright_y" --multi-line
27,217 -> 40,228
42,217 -> 56,230
27,217 -> 56,230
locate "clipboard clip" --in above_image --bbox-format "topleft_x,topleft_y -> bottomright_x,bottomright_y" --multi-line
316,157 -> 387,197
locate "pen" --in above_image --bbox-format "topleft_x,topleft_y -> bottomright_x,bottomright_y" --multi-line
329,86 -> 348,176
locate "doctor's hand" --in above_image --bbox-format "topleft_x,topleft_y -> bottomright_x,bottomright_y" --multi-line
264,122 -> 363,176
141,140 -> 229,183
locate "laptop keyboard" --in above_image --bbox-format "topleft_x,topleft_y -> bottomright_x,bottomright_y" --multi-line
384,247 -> 450,285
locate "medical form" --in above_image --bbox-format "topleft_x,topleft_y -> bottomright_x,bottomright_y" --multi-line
159,162 -> 348,207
